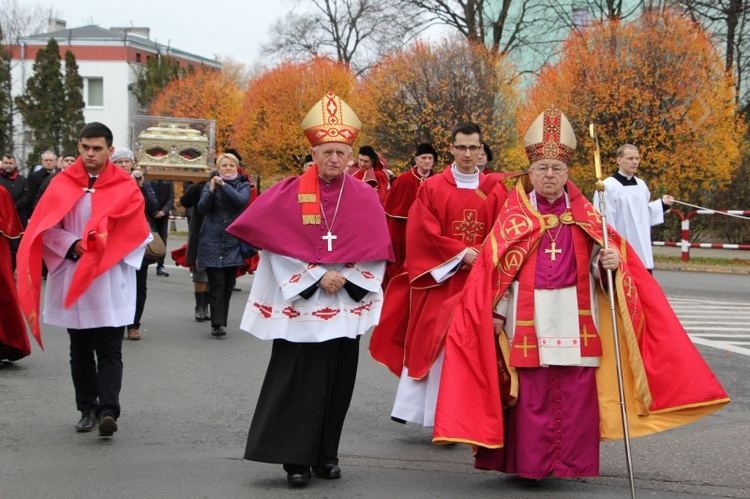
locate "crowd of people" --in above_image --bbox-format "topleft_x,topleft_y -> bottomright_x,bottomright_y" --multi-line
0,93 -> 729,491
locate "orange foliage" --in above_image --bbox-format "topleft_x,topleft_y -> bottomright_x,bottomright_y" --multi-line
523,9 -> 745,203
232,58 -> 357,182
355,38 -> 525,174
149,68 -> 243,153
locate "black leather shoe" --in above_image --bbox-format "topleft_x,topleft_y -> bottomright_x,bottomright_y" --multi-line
312,463 -> 341,479
231,286 -> 242,292
75,410 -> 97,432
211,326 -> 226,337
98,414 -> 118,437
156,267 -> 169,277
286,470 -> 311,487
195,306 -> 205,322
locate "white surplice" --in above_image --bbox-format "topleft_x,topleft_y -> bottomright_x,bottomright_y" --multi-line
42,193 -> 150,329
593,176 -> 663,269
240,251 -> 387,343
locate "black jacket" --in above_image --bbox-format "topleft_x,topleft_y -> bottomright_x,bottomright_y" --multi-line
180,181 -> 207,267
0,170 -> 31,225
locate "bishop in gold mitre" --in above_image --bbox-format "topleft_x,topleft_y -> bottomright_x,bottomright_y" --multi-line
226,92 -> 393,487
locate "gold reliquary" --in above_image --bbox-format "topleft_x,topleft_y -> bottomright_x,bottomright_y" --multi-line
132,115 -> 216,181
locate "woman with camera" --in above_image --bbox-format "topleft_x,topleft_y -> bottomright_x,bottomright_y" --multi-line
197,153 -> 251,337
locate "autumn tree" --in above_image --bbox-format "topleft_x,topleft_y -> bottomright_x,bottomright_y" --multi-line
355,38 -> 523,173
232,58 -> 357,181
149,68 -> 242,152
264,0 -> 424,74
61,50 -> 85,155
523,8 -> 744,206
131,55 -> 188,111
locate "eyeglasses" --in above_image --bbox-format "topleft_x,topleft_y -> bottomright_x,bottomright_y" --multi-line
453,145 -> 481,153
533,165 -> 567,175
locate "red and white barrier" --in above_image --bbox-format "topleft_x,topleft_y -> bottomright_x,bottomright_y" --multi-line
652,209 -> 750,261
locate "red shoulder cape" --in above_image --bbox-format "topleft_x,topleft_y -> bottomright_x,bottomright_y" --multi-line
16,158 -> 150,348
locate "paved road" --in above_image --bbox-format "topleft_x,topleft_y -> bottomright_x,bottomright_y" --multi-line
2,241 -> 749,498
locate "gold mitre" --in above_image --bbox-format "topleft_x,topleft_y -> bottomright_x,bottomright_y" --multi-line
524,106 -> 577,165
301,92 -> 361,147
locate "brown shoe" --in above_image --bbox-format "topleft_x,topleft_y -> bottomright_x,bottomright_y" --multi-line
128,328 -> 141,341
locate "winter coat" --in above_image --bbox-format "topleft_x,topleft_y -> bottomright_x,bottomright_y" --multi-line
180,181 -> 207,268
0,170 -> 32,225
196,174 -> 250,268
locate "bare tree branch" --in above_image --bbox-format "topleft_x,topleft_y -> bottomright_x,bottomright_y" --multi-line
263,0 -> 427,74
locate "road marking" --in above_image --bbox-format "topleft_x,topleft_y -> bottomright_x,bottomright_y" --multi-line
668,296 -> 750,357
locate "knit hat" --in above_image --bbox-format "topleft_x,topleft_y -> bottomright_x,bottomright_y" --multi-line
415,143 -> 438,162
110,148 -> 135,163
358,145 -> 378,163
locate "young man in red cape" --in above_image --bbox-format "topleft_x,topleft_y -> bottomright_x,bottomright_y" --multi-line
432,107 -> 729,480
370,122 -> 508,427
0,186 -> 30,362
382,142 -> 437,288
16,122 -> 151,437
346,145 -> 390,204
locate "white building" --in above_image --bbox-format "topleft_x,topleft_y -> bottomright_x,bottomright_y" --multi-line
10,20 -> 221,169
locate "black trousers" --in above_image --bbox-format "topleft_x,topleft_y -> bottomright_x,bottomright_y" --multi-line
129,259 -> 148,329
245,336 -> 360,467
67,326 -> 124,418
9,236 -> 19,272
152,216 -> 169,268
206,266 -> 238,327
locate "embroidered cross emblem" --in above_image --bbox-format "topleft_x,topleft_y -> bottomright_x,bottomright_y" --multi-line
514,336 -> 537,357
503,215 -> 530,239
452,209 -> 485,244
580,324 -> 596,347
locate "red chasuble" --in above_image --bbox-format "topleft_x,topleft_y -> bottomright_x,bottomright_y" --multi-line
0,187 -> 30,360
370,169 -> 508,379
382,168 -> 433,287
432,179 -> 730,448
16,159 -> 150,348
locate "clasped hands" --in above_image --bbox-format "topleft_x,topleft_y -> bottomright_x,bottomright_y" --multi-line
320,270 -> 346,296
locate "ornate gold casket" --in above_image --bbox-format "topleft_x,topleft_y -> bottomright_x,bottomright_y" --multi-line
132,116 -> 215,181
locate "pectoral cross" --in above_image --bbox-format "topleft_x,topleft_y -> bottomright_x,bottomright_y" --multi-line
545,242 -> 562,261
322,231 -> 337,252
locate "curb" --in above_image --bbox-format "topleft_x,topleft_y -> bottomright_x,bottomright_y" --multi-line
654,263 -> 750,275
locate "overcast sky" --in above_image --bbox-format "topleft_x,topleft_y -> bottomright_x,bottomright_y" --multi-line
41,0 -> 294,66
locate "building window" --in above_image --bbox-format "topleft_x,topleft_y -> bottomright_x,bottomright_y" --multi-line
86,78 -> 104,107
136,53 -> 142,63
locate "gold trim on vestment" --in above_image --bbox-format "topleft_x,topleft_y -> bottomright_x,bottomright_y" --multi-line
298,193 -> 317,203
302,214 -> 321,225
432,437 -> 504,449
